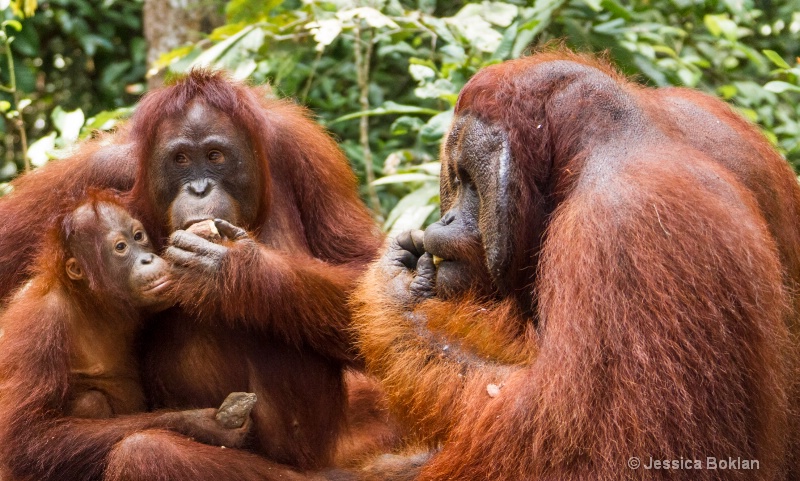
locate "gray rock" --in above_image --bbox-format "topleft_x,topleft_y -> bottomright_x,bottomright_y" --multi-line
215,392 -> 257,429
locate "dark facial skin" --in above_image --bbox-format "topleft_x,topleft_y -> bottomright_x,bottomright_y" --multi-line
422,186 -> 485,298
66,202 -> 172,309
149,101 -> 261,232
421,115 -> 509,299
377,115 -> 512,306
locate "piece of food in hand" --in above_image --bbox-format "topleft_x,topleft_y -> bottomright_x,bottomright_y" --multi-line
215,392 -> 257,428
187,219 -> 222,242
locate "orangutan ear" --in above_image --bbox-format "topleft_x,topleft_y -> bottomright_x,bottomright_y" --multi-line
66,258 -> 85,281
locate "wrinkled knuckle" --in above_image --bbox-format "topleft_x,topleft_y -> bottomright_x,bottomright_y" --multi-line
387,255 -> 406,269
383,247 -> 402,262
386,238 -> 402,252
171,231 -> 190,247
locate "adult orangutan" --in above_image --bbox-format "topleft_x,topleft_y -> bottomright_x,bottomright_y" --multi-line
0,71 -> 387,476
352,51 -> 800,481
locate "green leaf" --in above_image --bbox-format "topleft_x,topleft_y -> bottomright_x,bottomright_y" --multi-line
191,25 -> 256,69
387,203 -> 438,236
307,19 -> 343,50
492,20 -> 518,60
512,0 -> 567,57
409,64 -> 436,83
83,106 -> 134,134
212,28 -> 264,78
450,5 -> 504,53
736,107 -> 759,122
153,45 -> 196,71
732,43 -> 765,70
408,57 -> 438,70
51,107 -> 85,143
27,132 -> 57,168
632,55 -> 668,87
391,116 -> 425,136
372,173 -> 439,186
600,0 -> 632,20
764,81 -> 800,94
226,0 -> 281,23
717,84 -> 737,99
704,14 -> 738,41
763,50 -> 791,69
593,18 -> 625,35
414,162 -> 441,176
420,109 -> 454,144
440,43 -> 466,63
8,22 -> 37,57
677,68 -> 699,87
0,160 -> 17,180
582,0 -> 602,11
166,47 -> 203,75
422,17 -> 457,45
331,101 -> 440,124
652,45 -> 678,59
208,23 -> 249,42
414,78 -> 457,101
80,34 -> 114,56
338,7 -> 399,30
100,60 -> 131,89
384,183 -> 440,235
764,130 -> 778,146
482,2 -> 519,27
2,20 -> 22,32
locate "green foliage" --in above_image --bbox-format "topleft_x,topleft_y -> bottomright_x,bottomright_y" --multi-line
0,0 -> 145,180
5,0 -> 799,231
151,0 -> 799,230
156,0 -> 563,228
26,104 -> 131,167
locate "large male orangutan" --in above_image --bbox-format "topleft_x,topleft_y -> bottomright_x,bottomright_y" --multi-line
0,71 -> 386,478
353,51 -> 800,481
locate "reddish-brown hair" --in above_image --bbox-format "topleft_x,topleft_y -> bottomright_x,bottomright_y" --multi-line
352,50 -> 800,481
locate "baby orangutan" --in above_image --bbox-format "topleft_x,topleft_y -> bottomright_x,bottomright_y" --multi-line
0,192 -> 254,481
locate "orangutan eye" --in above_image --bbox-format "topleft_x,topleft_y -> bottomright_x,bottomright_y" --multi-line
133,231 -> 145,242
175,153 -> 189,165
208,150 -> 224,163
115,241 -> 127,253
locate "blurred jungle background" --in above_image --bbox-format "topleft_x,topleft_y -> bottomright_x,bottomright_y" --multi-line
0,0 -> 798,233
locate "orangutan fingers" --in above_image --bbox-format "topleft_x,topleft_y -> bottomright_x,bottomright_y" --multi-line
164,245 -> 221,273
170,231 -> 228,258
409,253 -> 436,301
213,219 -> 248,241
396,249 -> 420,270
395,230 -> 426,258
